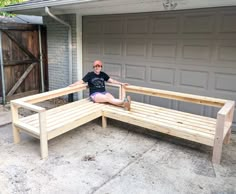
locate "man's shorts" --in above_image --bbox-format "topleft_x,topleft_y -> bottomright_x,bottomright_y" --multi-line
90,91 -> 110,102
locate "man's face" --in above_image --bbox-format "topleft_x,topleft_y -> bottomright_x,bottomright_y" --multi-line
93,64 -> 102,74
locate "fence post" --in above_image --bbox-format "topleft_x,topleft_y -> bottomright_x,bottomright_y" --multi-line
0,30 -> 6,105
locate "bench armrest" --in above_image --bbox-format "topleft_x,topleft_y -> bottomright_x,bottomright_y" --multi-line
106,83 -> 121,88
11,100 -> 46,113
11,100 -> 47,137
106,83 -> 123,100
11,100 -> 46,131
217,100 -> 235,139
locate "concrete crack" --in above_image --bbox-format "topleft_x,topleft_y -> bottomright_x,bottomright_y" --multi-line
89,140 -> 158,194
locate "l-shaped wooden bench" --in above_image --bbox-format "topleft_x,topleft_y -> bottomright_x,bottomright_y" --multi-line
11,83 -> 235,164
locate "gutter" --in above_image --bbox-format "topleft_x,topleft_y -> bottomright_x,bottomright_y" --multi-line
0,0 -> 102,13
38,25 -> 44,92
45,7 -> 73,101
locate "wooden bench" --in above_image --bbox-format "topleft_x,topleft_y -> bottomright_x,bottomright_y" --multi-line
11,84 -> 235,164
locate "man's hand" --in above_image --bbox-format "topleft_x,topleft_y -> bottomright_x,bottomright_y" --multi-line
120,82 -> 129,86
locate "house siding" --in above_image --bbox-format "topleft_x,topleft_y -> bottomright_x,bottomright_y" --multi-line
83,8 -> 236,130
43,14 -> 78,96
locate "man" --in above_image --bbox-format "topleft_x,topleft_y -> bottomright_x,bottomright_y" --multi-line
69,60 -> 131,110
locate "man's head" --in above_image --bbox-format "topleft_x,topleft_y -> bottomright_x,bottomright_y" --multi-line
93,60 -> 103,68
93,60 -> 103,74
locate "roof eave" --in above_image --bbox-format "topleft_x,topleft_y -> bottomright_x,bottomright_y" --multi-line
0,0 -> 101,14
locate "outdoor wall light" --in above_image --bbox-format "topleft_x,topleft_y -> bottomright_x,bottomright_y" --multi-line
163,0 -> 178,10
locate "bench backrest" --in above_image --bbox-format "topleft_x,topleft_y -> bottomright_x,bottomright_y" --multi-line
17,84 -> 88,104
122,85 -> 235,143
123,85 -> 227,108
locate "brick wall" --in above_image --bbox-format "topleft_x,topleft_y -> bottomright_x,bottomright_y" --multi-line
43,14 -> 78,98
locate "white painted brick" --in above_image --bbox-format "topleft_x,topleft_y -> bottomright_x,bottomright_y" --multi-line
43,14 -> 78,99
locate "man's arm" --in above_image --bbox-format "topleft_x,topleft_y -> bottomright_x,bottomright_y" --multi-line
107,78 -> 128,86
69,80 -> 85,87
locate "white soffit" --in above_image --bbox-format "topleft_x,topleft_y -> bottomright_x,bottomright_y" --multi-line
2,0 -> 236,16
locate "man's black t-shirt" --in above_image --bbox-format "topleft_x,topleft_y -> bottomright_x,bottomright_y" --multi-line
82,71 -> 110,95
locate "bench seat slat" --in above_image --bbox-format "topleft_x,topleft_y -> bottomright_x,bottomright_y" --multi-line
48,110 -> 102,140
47,104 -> 104,131
132,103 -> 216,132
21,98 -> 92,125
21,100 -> 99,128
131,107 -> 216,135
103,103 -> 216,146
134,101 -> 216,124
104,102 -> 216,132
19,99 -> 104,134
104,105 -> 215,137
103,110 -> 214,146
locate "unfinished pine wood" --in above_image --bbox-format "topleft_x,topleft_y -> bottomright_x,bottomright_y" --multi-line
12,100 -> 46,113
105,104 -> 216,137
221,101 -> 235,145
47,104 -> 103,131
39,111 -> 48,159
134,101 -> 216,124
125,85 -> 227,107
218,101 -> 235,116
11,84 -> 233,163
132,102 -> 216,132
48,110 -> 102,140
224,128 -> 231,145
103,109 -> 214,146
18,100 -> 104,143
11,103 -> 21,143
20,84 -> 88,104
219,101 -> 235,140
14,121 -> 39,138
212,113 -> 225,164
6,90 -> 39,101
103,105 -> 215,141
20,99 -> 91,124
20,98 -> 91,125
106,83 -> 122,99
121,85 -> 126,100
102,115 -> 107,128
20,100 -> 102,130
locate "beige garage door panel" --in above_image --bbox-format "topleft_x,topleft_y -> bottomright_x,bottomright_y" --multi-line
83,7 -> 236,130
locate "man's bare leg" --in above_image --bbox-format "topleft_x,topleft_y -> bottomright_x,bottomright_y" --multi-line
94,93 -> 123,106
94,93 -> 131,110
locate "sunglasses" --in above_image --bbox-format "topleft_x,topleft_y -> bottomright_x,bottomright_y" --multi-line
94,65 -> 102,68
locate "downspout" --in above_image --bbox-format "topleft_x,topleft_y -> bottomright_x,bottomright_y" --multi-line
38,25 -> 45,92
0,30 -> 6,105
45,7 -> 73,101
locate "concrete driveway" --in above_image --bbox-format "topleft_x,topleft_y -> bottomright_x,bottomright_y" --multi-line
0,115 -> 235,194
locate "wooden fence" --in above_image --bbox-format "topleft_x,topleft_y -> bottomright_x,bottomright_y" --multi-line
0,23 -> 48,104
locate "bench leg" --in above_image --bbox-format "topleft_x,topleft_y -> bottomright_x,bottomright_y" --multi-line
212,113 -> 225,164
40,134 -> 48,159
102,116 -> 107,128
11,103 -> 20,143
39,111 -> 48,159
212,140 -> 223,164
224,128 -> 231,145
13,126 -> 21,144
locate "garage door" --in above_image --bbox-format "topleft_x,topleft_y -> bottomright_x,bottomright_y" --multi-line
83,7 -> 236,130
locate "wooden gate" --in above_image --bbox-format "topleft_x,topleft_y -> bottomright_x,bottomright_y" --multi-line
0,23 -> 48,104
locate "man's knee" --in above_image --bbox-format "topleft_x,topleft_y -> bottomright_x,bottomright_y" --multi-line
94,94 -> 109,102
105,93 -> 114,99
